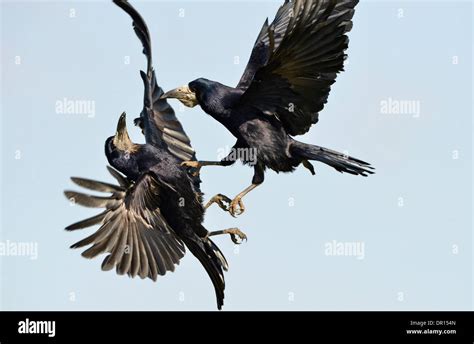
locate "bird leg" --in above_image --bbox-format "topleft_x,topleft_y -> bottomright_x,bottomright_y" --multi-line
181,146 -> 238,176
181,161 -> 228,177
205,194 -> 232,212
229,184 -> 259,217
227,164 -> 264,217
207,228 -> 248,245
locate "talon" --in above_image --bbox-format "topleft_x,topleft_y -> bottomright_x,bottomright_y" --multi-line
181,160 -> 201,177
228,229 -> 248,244
229,197 -> 245,217
205,194 -> 232,211
181,160 -> 200,168
230,235 -> 240,245
207,227 -> 248,244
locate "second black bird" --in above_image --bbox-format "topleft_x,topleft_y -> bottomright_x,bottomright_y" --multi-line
64,0 -> 247,310
162,0 -> 374,216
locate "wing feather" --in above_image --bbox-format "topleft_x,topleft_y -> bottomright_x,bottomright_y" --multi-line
113,0 -> 196,162
237,0 -> 359,136
65,167 -> 185,280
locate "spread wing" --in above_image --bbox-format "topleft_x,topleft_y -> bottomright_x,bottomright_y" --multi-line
237,1 -> 293,90
64,166 -> 186,281
114,0 -> 195,161
236,0 -> 359,136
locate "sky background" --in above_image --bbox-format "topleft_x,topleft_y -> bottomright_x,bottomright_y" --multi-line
0,0 -> 472,311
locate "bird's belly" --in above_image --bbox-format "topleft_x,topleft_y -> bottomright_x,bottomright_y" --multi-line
238,120 -> 297,172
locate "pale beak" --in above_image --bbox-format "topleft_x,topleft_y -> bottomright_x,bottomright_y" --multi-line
161,85 -> 198,108
113,112 -> 134,151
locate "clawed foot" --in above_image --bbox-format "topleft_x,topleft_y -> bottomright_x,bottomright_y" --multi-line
205,194 -> 246,218
229,196 -> 245,217
205,194 -> 232,212
181,160 -> 201,177
223,228 -> 248,244
207,228 -> 248,245
228,228 -> 248,244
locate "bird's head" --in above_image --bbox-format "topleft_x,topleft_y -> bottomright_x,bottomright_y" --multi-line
161,84 -> 199,108
109,112 -> 137,151
161,78 -> 218,108
105,113 -> 140,178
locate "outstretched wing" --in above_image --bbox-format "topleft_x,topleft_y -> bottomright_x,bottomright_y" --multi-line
64,166 -> 186,281
114,0 -> 195,161
236,0 -> 359,136
237,1 -> 293,90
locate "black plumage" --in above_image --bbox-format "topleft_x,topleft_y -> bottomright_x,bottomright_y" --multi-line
162,0 -> 374,216
64,0 -> 246,310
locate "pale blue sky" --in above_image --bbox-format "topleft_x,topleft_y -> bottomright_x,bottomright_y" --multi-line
1,0 -> 472,310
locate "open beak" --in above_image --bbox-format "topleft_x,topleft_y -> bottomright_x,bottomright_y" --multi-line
113,112 -> 134,151
161,85 -> 198,108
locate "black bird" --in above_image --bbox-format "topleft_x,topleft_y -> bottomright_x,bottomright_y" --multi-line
64,0 -> 246,310
162,0 -> 374,216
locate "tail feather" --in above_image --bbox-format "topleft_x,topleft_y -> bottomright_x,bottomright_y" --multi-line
183,237 -> 227,310
292,141 -> 374,177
